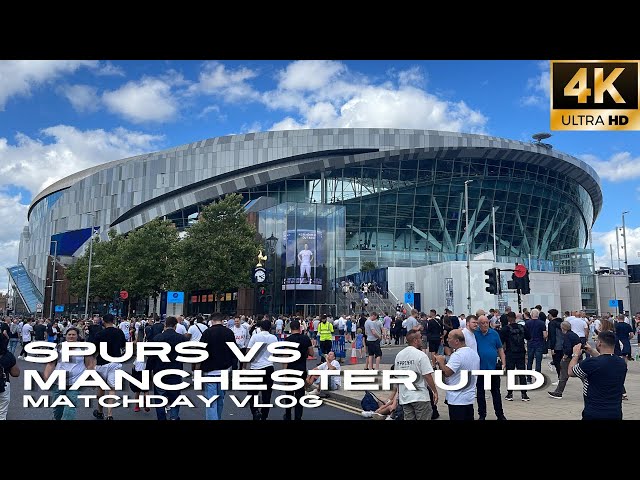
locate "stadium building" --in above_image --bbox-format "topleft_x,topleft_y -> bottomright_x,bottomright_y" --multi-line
9,128 -> 604,316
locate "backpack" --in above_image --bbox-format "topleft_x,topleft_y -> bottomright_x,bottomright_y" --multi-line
146,322 -> 164,341
553,323 -> 564,351
507,324 -> 526,353
361,391 -> 379,412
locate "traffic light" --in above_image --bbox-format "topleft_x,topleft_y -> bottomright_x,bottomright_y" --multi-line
520,271 -> 531,295
484,268 -> 500,295
258,287 -> 267,303
511,270 -> 531,294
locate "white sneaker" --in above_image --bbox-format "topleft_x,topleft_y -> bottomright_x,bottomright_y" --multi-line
360,410 -> 374,418
385,415 -> 394,420
547,361 -> 554,371
17,356 -> 23,360
551,381 -> 559,386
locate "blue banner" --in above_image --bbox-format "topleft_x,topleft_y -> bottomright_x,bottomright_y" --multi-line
167,291 -> 184,304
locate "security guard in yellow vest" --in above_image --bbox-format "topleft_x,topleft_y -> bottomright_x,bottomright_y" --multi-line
317,314 -> 334,356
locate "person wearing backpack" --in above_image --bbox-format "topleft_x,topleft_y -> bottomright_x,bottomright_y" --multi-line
499,311 -> 530,401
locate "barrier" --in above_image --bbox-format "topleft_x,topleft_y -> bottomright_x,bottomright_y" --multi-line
316,335 -> 346,359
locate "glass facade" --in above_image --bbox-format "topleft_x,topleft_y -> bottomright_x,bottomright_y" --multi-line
239,156 -> 594,275
257,203 -> 345,316
17,129 -> 601,308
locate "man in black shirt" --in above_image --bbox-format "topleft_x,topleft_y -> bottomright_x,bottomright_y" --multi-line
92,314 -> 126,420
283,319 -> 313,420
569,330 -> 627,419
33,319 -> 47,341
196,312 -> 236,421
547,321 -> 581,399
150,316 -> 186,420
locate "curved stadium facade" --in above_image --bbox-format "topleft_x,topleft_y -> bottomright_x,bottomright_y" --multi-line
13,128 -> 602,313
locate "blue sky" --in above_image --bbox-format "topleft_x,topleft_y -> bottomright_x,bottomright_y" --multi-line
0,60 -> 638,292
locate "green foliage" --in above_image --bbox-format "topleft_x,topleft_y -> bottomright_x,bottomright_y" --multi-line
171,194 -> 260,293
66,229 -> 125,300
67,195 -> 258,304
361,261 -> 377,272
120,219 -> 179,299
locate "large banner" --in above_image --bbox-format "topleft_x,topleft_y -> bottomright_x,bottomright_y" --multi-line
282,228 -> 324,291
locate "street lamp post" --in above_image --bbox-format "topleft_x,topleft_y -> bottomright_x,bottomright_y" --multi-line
622,211 -> 630,315
610,244 -> 618,315
49,240 -> 58,319
84,215 -> 96,320
464,180 -> 473,314
266,233 -> 278,319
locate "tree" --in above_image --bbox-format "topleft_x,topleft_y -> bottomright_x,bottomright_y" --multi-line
361,261 -> 377,272
66,229 -> 125,301
120,218 -> 179,313
172,193 -> 260,297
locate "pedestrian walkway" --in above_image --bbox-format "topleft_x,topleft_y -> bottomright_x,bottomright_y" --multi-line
328,360 -> 640,420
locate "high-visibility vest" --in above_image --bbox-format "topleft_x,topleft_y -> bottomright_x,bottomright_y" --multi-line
318,321 -> 333,341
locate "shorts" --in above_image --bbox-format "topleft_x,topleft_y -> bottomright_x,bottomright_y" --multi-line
366,339 -> 382,358
96,362 -> 123,389
428,339 -> 441,353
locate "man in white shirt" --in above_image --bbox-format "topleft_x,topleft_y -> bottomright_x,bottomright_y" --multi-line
393,330 -> 438,420
187,316 -> 208,342
229,317 -> 250,369
435,329 -> 480,420
298,244 -> 313,283
307,351 -> 341,397
463,315 -> 478,353
119,318 -> 131,341
566,311 -> 588,340
247,319 -> 278,420
275,317 -> 284,336
174,315 -> 188,335
18,319 -> 34,359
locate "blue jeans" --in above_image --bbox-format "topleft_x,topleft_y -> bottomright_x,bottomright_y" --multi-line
8,338 -> 19,355
154,386 -> 181,420
526,344 -> 545,375
204,382 -> 225,420
51,386 -> 80,420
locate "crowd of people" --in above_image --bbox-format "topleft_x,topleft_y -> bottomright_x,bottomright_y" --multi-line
359,307 -> 637,421
0,306 -> 637,421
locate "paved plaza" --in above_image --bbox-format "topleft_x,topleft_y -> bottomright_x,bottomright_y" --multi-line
329,356 -> 640,420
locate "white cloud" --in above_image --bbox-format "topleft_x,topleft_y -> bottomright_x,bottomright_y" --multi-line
397,66 -> 425,87
189,62 -> 259,102
581,152 -> 640,181
0,126 -> 164,292
278,60 -> 345,91
103,76 -> 179,123
197,104 -> 221,119
265,61 -> 487,133
58,84 -> 100,113
269,84 -> 487,133
0,125 -> 164,195
0,191 -> 30,293
592,226 -> 640,270
93,61 -> 125,77
0,60 -> 97,110
520,61 -> 550,107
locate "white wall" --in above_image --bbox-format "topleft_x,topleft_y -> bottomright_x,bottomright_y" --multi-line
558,274 -> 582,313
388,260 -> 565,314
630,283 -> 640,315
597,275 -> 630,315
